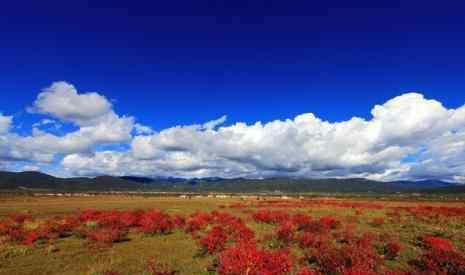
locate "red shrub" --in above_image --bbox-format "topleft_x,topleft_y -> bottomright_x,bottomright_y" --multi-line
275,221 -> 296,245
337,225 -> 355,244
319,244 -> 379,274
305,233 -> 381,275
23,230 -> 40,245
185,212 -> 212,234
341,267 -> 376,275
421,236 -> 455,252
386,211 -> 401,223
147,258 -> 177,275
139,210 -> 174,235
384,242 -> 403,260
36,219 -> 72,240
218,218 -> 254,243
200,225 -> 228,254
78,209 -> 102,222
319,216 -> 340,230
298,267 -> 321,275
252,210 -> 289,225
229,203 -> 247,209
194,211 -> 255,254
8,213 -> 32,224
412,248 -> 465,274
298,232 -> 317,249
6,227 -> 26,243
121,210 -> 143,227
218,241 -> 293,275
87,227 -> 128,245
172,215 -> 186,229
0,220 -> 10,235
292,213 -> 313,231
22,220 -> 73,245
95,210 -> 123,227
60,216 -> 80,232
409,235 -> 465,274
371,217 -> 385,227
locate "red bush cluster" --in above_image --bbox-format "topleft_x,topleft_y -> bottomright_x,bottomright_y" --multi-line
371,217 -> 385,227
86,227 -> 128,244
301,233 -> 382,274
193,211 -> 254,255
297,267 -> 321,275
75,208 -> 181,245
252,199 -> 385,210
0,213 -> 78,245
292,213 -> 313,230
384,241 -> 403,260
252,209 -> 290,224
218,241 -> 293,275
0,208 -> 183,246
410,235 -> 465,274
138,210 -> 175,235
319,216 -> 340,231
185,212 -> 212,234
200,225 -> 228,254
420,235 -> 455,252
2,201 -> 465,274
275,221 -> 296,245
394,205 -> 465,224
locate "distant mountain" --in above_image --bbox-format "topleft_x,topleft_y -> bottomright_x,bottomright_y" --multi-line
119,176 -> 155,183
0,171 -> 145,192
0,170 -> 461,194
422,184 -> 465,194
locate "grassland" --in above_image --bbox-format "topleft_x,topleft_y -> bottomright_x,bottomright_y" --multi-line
0,195 -> 464,275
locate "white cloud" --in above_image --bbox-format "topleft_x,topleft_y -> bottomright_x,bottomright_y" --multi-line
28,81 -> 112,126
134,123 -> 154,135
0,82 -> 134,165
32,119 -> 62,129
0,114 -> 12,134
23,112 -> 134,155
25,82 -> 134,154
61,93 -> 465,182
0,132 -> 55,163
202,115 -> 227,130
0,114 -> 53,163
3,87 -> 465,182
21,164 -> 41,172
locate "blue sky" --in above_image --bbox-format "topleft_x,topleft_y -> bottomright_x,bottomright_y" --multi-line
0,1 -> 465,181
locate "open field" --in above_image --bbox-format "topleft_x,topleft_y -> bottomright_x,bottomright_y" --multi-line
1,195 -> 465,275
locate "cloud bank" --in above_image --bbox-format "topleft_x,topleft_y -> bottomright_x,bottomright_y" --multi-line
1,82 -> 465,182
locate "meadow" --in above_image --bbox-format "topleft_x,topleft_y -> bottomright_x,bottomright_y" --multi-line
0,195 -> 464,275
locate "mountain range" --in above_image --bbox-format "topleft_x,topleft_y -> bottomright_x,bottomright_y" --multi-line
0,171 -> 463,194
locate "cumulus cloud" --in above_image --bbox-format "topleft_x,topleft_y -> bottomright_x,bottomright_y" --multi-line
0,115 -> 52,163
24,112 -> 134,155
28,81 -> 112,126
202,115 -> 227,130
32,119 -> 62,130
0,114 -> 12,134
0,82 -> 134,165
0,132 -> 55,163
134,123 -> 154,135
21,164 -> 41,172
26,82 -> 134,153
3,87 -> 465,182
61,93 -> 465,182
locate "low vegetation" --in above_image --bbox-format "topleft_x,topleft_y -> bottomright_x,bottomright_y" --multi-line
0,195 -> 464,274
